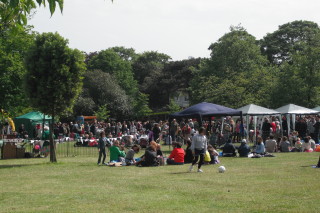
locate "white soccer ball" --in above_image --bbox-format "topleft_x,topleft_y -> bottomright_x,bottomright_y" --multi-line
218,166 -> 226,173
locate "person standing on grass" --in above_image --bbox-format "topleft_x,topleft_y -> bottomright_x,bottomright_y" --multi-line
97,131 -> 107,165
189,127 -> 207,173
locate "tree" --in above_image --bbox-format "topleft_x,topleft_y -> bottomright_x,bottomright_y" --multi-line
25,32 -> 86,162
261,20 -> 320,65
132,92 -> 152,118
94,104 -> 110,122
272,44 -> 320,108
190,26 -> 273,108
132,51 -> 171,85
82,69 -> 132,119
87,49 -> 138,96
109,46 -> 138,61
0,25 -> 34,116
167,98 -> 181,113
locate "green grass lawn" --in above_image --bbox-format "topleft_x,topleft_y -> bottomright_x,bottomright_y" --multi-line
1,149 -> 320,213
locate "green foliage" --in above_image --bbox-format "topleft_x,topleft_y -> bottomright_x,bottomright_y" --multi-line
82,69 -> 132,119
24,32 -> 86,162
132,51 -> 171,85
73,93 -> 96,116
272,45 -> 320,108
109,46 -> 138,61
132,92 -> 152,118
261,20 -> 320,65
94,104 -> 110,121
0,0 -> 63,31
190,26 -> 273,108
24,32 -> 86,116
87,49 -> 138,97
0,26 -> 34,116
167,98 -> 181,113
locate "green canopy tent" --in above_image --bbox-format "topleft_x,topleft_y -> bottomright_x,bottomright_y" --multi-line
14,111 -> 52,138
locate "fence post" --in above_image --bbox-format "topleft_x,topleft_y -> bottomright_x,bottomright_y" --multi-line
67,140 -> 69,157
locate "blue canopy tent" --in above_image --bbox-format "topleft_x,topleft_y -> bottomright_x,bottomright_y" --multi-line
169,102 -> 242,124
169,102 -> 243,144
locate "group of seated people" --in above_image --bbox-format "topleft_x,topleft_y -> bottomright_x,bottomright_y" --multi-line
220,133 -> 319,157
101,138 -> 220,167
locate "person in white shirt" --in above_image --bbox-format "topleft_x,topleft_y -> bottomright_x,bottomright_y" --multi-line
189,127 -> 207,173
265,136 -> 277,153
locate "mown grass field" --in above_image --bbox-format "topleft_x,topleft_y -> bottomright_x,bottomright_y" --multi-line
1,147 -> 320,213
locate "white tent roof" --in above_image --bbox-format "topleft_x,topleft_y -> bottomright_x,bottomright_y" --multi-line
275,104 -> 319,114
237,104 -> 280,115
312,106 -> 320,112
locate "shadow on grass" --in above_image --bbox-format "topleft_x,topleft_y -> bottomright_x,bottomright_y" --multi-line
169,171 -> 192,175
0,163 -> 45,169
300,165 -> 316,168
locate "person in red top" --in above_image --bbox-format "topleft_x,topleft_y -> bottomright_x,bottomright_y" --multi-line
167,142 -> 185,165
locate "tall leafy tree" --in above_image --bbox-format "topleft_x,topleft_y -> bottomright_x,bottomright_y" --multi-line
82,69 -> 132,119
272,43 -> 320,108
261,20 -> 320,65
25,32 -> 86,162
132,92 -> 152,119
132,51 -> 171,85
190,26 -> 273,108
109,46 -> 138,61
87,49 -> 138,96
0,26 -> 34,116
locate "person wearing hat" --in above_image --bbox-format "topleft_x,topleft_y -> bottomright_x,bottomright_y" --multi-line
237,139 -> 251,157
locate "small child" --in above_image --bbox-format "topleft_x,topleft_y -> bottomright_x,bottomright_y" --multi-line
207,145 -> 220,164
125,144 -> 140,166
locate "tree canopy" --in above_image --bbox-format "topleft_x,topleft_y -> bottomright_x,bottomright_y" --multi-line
25,32 -> 86,162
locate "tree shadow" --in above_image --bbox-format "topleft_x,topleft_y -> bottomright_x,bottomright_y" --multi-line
0,163 -> 44,169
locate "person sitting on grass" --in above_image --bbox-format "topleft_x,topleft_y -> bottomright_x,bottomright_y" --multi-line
291,137 -> 302,152
156,143 -> 165,166
125,144 -> 141,166
302,137 -> 313,152
237,139 -> 251,157
167,142 -> 185,165
265,135 -> 277,153
109,140 -> 126,163
137,141 -> 159,167
222,139 -> 236,157
255,136 -> 265,155
279,136 -> 291,152
184,140 -> 194,164
207,145 -> 220,164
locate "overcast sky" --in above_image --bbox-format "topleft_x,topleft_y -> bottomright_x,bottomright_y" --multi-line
29,0 -> 320,60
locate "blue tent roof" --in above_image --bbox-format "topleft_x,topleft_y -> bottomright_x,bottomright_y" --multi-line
169,102 -> 242,119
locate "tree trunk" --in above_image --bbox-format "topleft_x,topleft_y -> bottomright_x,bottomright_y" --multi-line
49,112 -> 57,163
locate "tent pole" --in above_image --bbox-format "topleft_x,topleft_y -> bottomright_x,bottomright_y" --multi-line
286,114 -> 290,136
279,114 -> 283,137
254,116 -> 257,145
221,117 -> 224,134
246,115 -> 249,143
292,114 -> 296,133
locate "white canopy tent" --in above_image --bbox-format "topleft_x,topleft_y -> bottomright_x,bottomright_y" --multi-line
275,104 -> 319,135
312,106 -> 320,112
237,104 -> 281,143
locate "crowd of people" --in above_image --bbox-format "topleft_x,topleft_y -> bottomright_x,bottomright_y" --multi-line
10,115 -> 320,171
